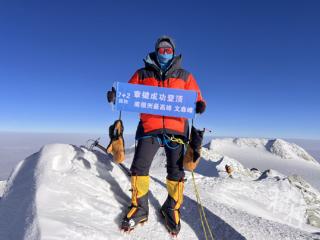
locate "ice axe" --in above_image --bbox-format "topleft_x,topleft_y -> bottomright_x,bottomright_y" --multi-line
87,138 -> 131,177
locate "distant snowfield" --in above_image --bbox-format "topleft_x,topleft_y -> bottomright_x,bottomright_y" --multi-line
0,140 -> 320,239
207,138 -> 320,190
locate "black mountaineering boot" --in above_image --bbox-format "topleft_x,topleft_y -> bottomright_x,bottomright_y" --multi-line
160,179 -> 184,235
121,175 -> 149,232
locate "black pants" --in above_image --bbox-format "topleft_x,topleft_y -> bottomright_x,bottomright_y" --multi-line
130,136 -> 185,181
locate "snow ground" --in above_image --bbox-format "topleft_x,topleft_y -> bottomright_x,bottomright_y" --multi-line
1,142 -> 320,240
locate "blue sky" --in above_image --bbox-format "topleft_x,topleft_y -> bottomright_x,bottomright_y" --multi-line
0,0 -> 319,139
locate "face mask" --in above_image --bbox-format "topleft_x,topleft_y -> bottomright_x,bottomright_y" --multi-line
157,53 -> 173,64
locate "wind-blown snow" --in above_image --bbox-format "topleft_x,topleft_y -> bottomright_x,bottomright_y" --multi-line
0,142 -> 320,240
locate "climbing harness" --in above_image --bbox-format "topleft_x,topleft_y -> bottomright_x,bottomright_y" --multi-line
135,133 -> 187,150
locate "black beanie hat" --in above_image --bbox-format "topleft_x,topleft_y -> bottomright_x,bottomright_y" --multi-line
155,35 -> 176,52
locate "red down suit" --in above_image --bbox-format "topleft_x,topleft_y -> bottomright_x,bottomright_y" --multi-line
129,52 -> 205,138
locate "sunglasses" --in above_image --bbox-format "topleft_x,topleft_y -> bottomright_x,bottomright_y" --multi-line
158,47 -> 173,54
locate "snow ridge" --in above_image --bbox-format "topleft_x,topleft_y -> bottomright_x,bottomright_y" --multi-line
209,138 -> 318,163
0,144 -> 130,240
267,139 -> 317,162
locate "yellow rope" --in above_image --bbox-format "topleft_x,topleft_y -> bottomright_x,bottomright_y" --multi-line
193,177 -> 208,240
191,171 -> 215,240
169,136 -> 186,145
191,171 -> 208,240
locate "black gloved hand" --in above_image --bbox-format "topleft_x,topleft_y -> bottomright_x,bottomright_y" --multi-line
107,87 -> 116,103
195,101 -> 206,114
190,126 -> 205,162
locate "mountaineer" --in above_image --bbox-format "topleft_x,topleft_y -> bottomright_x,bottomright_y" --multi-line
107,35 -> 206,235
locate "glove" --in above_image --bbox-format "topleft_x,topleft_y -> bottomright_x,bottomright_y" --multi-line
183,126 -> 205,171
195,101 -> 206,114
106,120 -> 125,164
190,127 -> 205,160
107,87 -> 116,103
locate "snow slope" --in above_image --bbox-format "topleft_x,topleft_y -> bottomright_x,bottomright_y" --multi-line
0,143 -> 320,240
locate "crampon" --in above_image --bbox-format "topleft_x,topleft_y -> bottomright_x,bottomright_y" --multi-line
120,217 -> 148,233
